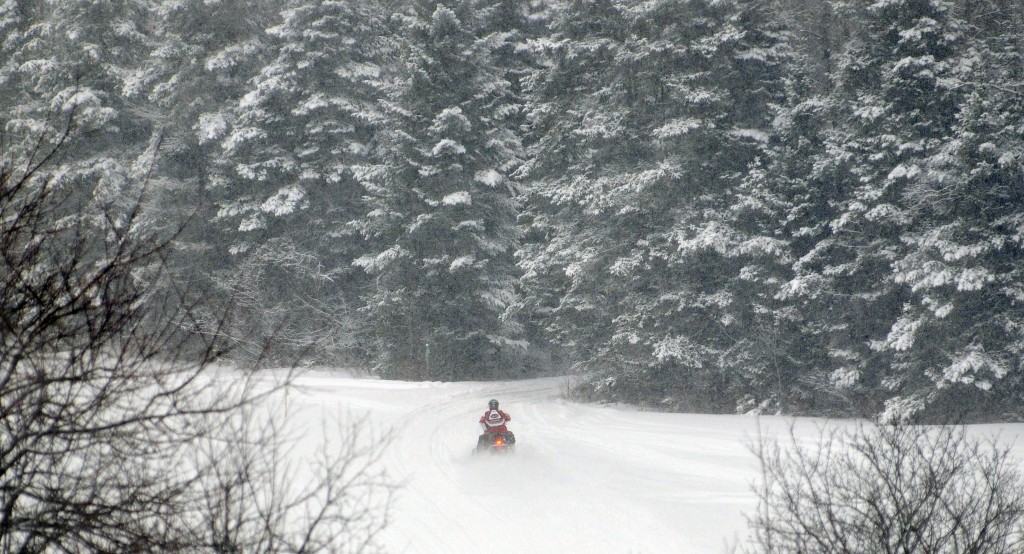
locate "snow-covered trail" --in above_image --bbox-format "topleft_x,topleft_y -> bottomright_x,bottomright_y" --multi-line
279,372 -> 1024,554
283,374 -> 764,553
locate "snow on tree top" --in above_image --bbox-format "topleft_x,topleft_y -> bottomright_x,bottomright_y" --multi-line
729,128 -> 769,143
449,255 -> 474,272
443,191 -> 472,206
474,169 -> 502,187
653,118 -> 702,139
196,113 -> 228,143
260,185 -> 307,216
430,107 -> 472,133
431,139 -> 467,157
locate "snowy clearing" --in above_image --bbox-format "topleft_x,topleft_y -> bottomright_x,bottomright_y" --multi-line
271,372 -> 1024,554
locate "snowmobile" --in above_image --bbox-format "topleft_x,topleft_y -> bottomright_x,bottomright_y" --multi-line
474,431 -> 515,455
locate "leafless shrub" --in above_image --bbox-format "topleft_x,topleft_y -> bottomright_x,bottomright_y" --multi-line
185,407 -> 394,554
747,422 -> 1024,553
0,110 -> 392,552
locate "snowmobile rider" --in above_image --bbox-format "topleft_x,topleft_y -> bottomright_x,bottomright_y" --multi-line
478,398 -> 515,446
480,398 -> 511,433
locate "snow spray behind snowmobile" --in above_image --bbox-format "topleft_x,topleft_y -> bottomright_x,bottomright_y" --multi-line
474,431 -> 516,455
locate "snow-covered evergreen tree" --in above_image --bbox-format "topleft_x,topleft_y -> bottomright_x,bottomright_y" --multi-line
217,0 -> 384,250
728,57 -> 832,415
354,0 -> 526,379
517,0 -> 625,379
137,0 -> 282,228
204,0 -> 392,363
1,0 -> 152,213
521,0 -> 791,410
114,0 -> 289,361
473,0 -> 547,137
786,0 -> 970,420
883,0 -> 1024,419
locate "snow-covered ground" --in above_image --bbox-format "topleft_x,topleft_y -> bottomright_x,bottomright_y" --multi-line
274,372 -> 1024,554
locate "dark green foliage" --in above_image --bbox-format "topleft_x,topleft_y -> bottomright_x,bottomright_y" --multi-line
884,0 -> 1024,420
1,0 -> 153,223
6,0 -> 1024,415
524,0 -> 1024,420
208,0 -> 391,365
522,0 -> 793,411
352,0 -> 527,379
138,0 -> 286,362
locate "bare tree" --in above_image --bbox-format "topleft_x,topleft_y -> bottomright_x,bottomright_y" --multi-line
747,422 -> 1024,553
184,408 -> 393,554
0,109 -> 393,553
210,239 -> 363,366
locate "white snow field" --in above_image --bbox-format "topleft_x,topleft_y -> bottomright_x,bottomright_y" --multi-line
275,371 -> 1024,554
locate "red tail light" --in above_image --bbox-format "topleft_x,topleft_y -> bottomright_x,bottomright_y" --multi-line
495,439 -> 503,445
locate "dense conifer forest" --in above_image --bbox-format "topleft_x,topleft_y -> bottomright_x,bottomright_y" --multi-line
4,0 -> 1023,421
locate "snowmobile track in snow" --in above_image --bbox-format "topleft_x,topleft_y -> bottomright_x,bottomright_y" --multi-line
277,373 -> 1024,554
